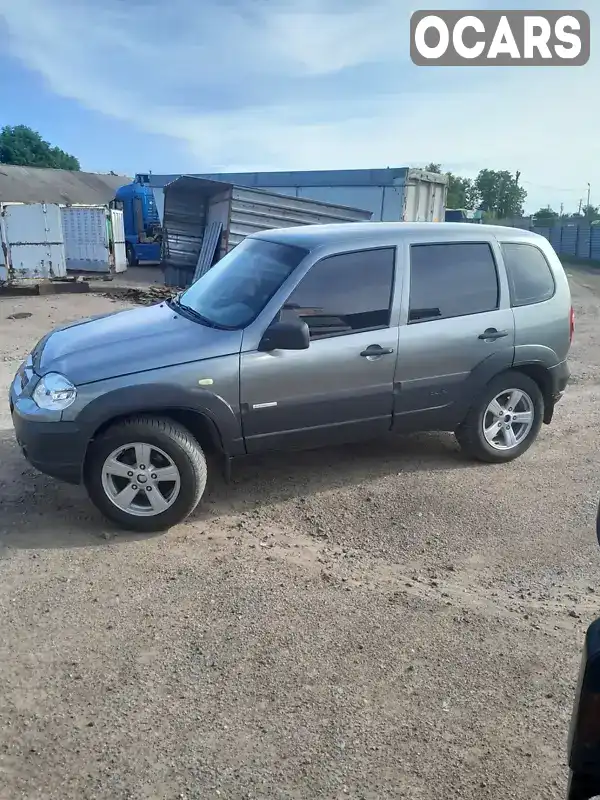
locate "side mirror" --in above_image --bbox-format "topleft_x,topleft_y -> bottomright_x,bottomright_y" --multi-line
258,319 -> 310,352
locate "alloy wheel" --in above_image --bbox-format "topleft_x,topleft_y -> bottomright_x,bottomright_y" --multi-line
482,389 -> 535,451
101,442 -> 181,517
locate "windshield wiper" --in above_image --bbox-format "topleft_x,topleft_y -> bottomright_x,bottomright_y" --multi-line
168,295 -> 225,329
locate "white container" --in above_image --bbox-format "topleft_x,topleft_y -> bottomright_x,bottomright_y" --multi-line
403,170 -> 448,222
0,202 -> 66,282
110,208 -> 127,272
61,205 -> 127,273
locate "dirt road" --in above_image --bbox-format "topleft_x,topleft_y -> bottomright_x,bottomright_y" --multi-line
1,270 -> 599,799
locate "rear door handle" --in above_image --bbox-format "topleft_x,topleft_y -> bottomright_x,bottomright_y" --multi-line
478,328 -> 509,341
360,344 -> 394,357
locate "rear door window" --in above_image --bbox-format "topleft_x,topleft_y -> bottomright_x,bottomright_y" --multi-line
409,242 -> 499,323
500,243 -> 555,307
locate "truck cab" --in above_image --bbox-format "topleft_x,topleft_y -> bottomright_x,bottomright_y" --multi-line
113,182 -> 162,266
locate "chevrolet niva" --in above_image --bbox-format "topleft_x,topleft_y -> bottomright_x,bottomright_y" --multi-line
9,223 -> 572,532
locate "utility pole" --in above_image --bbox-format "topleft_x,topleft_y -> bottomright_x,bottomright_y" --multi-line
496,176 -> 506,218
587,182 -> 591,214
578,198 -> 583,216
512,171 -> 521,219
560,202 -> 564,217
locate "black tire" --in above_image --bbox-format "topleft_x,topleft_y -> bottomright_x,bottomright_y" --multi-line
85,416 -> 207,532
125,243 -> 138,267
455,371 -> 544,464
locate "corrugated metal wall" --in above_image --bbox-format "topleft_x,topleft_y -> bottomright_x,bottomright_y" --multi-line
201,168 -> 446,223
592,230 -> 600,261
529,223 -> 600,263
550,226 -> 562,252
62,206 -> 109,272
0,203 -> 67,282
162,178 -> 373,288
162,188 -> 208,289
227,186 -> 372,249
577,226 -> 592,259
560,226 -> 578,256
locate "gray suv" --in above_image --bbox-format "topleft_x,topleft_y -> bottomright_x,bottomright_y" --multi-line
9,223 -> 572,532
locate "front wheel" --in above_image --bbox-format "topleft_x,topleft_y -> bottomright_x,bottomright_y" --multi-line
455,371 -> 544,463
85,416 -> 207,532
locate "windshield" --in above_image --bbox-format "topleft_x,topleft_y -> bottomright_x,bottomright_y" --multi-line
178,238 -> 307,329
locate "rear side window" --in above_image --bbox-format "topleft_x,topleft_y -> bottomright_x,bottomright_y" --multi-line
409,242 -> 499,323
500,243 -> 555,307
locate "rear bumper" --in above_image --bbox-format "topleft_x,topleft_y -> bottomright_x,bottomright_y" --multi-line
544,360 -> 570,423
549,359 -> 570,400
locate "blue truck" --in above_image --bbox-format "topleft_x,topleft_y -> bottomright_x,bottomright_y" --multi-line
113,182 -> 162,265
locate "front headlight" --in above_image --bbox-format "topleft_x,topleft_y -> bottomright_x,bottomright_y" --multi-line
33,373 -> 77,411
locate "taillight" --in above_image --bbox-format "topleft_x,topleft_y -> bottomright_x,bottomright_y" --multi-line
570,306 -> 575,344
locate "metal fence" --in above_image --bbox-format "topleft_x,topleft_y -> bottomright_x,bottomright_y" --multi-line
529,224 -> 600,262
493,219 -> 600,263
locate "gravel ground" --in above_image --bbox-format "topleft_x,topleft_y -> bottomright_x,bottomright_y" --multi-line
0,269 -> 599,800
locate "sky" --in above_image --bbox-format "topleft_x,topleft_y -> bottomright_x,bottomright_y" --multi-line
0,0 -> 597,213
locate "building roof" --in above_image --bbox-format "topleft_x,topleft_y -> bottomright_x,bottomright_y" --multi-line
0,164 -> 131,205
252,221 -> 542,250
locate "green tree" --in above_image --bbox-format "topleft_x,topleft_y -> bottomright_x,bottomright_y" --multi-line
475,169 -> 526,218
447,175 -> 477,209
423,163 -> 477,209
532,206 -> 559,224
0,125 -> 80,170
582,204 -> 600,221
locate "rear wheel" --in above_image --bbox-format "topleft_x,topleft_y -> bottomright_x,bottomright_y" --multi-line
455,371 -> 544,463
85,416 -> 207,532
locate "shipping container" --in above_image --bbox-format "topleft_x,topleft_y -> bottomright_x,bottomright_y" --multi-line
139,167 -> 448,223
0,202 -> 66,282
161,176 -> 373,288
61,205 -> 127,273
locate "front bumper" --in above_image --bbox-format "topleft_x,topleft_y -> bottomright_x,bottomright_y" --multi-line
9,376 -> 87,485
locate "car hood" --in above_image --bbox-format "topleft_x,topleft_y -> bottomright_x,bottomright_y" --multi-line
36,302 -> 243,385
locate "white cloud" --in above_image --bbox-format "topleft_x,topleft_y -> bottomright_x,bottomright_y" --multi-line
0,0 -> 598,211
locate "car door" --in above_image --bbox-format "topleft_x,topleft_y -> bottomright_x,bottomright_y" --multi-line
240,247 -> 399,453
392,238 -> 515,431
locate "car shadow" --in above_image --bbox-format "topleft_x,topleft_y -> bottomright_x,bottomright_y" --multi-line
0,427 -> 472,551
199,430 -> 471,518
0,428 -> 127,550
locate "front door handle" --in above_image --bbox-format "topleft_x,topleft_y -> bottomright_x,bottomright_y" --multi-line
478,328 -> 509,341
360,344 -> 395,357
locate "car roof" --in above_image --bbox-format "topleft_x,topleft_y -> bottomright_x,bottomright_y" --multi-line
251,221 -> 542,251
